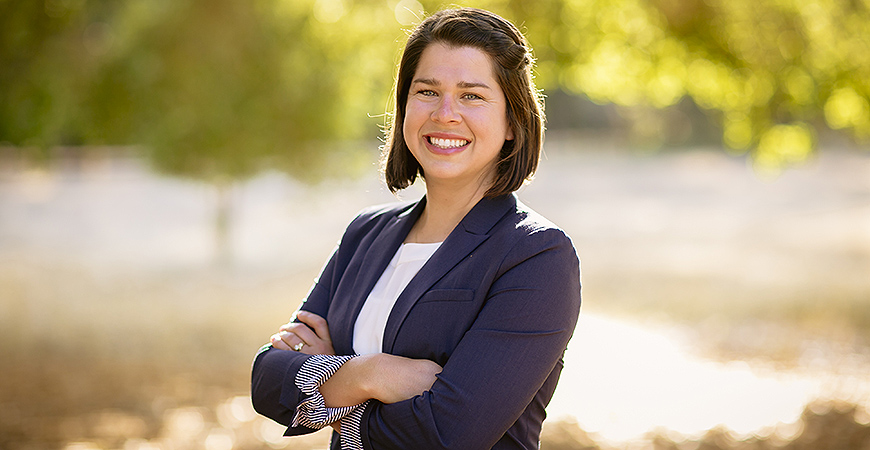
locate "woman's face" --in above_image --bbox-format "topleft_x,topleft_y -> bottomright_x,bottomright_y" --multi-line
403,43 -> 514,192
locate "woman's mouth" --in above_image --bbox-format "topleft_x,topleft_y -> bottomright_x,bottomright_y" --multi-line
427,136 -> 470,152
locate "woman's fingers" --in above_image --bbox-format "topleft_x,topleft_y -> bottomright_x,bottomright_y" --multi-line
296,311 -> 332,343
269,319 -> 307,350
280,322 -> 318,344
270,332 -> 297,351
271,313 -> 336,355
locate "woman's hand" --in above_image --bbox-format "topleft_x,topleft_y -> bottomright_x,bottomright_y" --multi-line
367,353 -> 443,404
319,353 -> 442,407
270,311 -> 335,355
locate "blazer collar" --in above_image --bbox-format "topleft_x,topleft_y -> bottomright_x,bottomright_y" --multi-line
456,193 -> 517,235
381,193 -> 516,353
331,199 -> 424,355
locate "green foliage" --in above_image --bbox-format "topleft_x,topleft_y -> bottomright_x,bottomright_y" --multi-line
0,0 -> 400,181
513,0 -> 870,169
1,0 -> 868,179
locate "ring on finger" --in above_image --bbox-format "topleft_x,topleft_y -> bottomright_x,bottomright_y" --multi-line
293,342 -> 305,351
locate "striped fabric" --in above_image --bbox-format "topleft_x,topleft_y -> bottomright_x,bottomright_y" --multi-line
291,354 -> 367,449
339,399 -> 370,450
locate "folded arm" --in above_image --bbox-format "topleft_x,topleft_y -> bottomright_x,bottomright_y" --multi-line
253,302 -> 442,439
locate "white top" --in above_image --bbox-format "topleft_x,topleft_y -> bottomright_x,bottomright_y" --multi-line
352,242 -> 442,355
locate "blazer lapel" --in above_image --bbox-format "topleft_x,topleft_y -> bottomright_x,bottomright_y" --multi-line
331,198 -> 425,355
382,194 -> 516,353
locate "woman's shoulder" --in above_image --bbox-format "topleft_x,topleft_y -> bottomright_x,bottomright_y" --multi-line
507,199 -> 570,241
338,198 -> 420,239
352,199 -> 418,224
490,198 -> 581,282
356,199 -> 418,219
474,196 -> 576,260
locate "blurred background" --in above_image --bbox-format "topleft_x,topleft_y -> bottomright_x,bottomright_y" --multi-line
1,0 -> 869,449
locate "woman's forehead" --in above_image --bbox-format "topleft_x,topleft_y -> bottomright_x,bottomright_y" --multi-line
413,43 -> 499,86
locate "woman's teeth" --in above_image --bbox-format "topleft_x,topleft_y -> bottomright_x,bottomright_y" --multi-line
429,137 -> 469,149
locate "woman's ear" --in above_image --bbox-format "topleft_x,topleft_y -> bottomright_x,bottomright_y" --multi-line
506,124 -> 515,141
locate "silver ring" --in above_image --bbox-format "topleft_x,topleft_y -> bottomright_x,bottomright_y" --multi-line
293,342 -> 305,351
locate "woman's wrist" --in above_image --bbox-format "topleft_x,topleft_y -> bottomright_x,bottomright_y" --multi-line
318,353 -> 440,407
319,354 -> 379,408
364,353 -> 442,404
346,353 -> 381,400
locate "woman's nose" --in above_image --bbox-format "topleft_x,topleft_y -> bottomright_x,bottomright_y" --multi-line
432,97 -> 461,123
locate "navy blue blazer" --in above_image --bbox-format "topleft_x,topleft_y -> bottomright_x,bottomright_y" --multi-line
251,193 -> 581,450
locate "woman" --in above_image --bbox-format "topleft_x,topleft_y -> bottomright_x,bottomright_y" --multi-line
251,8 -> 581,450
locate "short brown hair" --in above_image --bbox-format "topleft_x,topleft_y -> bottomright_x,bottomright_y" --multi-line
382,8 -> 544,198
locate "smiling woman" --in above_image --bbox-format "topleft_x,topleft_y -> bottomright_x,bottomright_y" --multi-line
250,8 -> 580,450
383,8 -> 544,205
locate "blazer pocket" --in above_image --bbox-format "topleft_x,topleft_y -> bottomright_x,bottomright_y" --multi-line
417,288 -> 475,304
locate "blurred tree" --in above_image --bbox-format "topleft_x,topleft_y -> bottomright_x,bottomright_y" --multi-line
0,0 -> 399,181
500,0 -> 870,171
0,0 -> 88,151
1,0 -> 869,177
91,0 -> 406,182
0,0 -> 404,263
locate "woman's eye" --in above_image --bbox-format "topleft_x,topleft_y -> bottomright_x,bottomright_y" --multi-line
417,89 -> 437,97
463,93 -> 483,100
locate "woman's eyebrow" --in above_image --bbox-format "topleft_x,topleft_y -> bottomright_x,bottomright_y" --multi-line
457,81 -> 492,90
412,77 -> 440,86
411,78 -> 492,90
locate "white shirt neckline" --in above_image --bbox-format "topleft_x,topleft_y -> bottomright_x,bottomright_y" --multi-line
352,242 -> 442,355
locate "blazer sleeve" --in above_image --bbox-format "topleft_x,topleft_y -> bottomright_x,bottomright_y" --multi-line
357,228 -> 582,450
251,202 -> 400,438
250,242 -> 341,436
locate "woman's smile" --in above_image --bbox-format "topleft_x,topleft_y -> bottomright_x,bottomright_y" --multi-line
425,134 -> 471,154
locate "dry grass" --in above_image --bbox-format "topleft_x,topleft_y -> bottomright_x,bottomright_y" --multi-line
2,255 -> 869,449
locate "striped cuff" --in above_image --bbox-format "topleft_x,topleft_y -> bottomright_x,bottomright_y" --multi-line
339,400 -> 369,450
291,354 -> 362,430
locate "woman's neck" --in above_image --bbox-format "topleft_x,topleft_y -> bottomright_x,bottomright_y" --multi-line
406,181 -> 490,244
